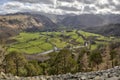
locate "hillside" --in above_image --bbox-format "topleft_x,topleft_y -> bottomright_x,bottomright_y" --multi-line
1,13 -> 120,39
84,24 -> 120,37
60,14 -> 120,28
5,30 -> 120,71
60,14 -> 103,28
0,13 -> 57,39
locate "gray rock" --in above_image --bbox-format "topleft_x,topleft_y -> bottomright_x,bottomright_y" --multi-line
106,76 -> 120,80
0,72 -> 8,79
94,76 -> 105,80
0,66 -> 120,80
81,76 -> 87,80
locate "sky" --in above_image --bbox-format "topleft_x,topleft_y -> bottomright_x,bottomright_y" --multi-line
0,0 -> 120,15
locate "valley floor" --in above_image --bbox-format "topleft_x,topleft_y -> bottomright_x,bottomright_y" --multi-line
7,30 -> 115,54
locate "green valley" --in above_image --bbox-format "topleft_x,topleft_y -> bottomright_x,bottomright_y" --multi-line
6,30 -> 117,54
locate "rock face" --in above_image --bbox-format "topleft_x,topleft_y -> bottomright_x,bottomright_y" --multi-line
0,66 -> 120,80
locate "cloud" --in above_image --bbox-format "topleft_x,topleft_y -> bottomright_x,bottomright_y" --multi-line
81,0 -> 96,4
57,6 -> 80,11
112,0 -> 120,5
0,0 -> 120,15
58,0 -> 74,3
10,0 -> 54,4
83,5 -> 97,13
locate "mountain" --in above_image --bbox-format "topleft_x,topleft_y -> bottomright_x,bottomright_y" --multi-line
31,12 -> 76,23
0,13 -> 57,39
84,24 -> 120,36
1,12 -> 120,39
60,14 -> 120,28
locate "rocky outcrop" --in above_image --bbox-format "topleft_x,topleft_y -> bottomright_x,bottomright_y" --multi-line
0,66 -> 120,80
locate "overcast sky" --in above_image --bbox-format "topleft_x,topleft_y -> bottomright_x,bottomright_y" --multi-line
0,0 -> 120,15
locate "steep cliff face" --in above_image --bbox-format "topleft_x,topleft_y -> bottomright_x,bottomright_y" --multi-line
0,13 -> 57,39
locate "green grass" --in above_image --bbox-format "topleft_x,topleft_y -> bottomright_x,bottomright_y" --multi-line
7,32 -> 65,54
7,30 -> 118,54
91,45 -> 97,50
79,30 -> 100,37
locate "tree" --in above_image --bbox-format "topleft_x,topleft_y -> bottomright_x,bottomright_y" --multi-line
40,63 -> 48,75
110,50 -> 117,67
89,49 -> 102,70
77,48 -> 85,72
4,51 -> 27,76
97,44 -> 106,54
25,62 -> 42,76
0,40 -> 7,61
110,42 -> 120,49
49,49 -> 77,74
27,60 -> 42,76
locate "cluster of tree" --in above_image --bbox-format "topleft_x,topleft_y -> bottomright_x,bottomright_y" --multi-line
0,41 -> 7,71
1,49 -> 76,76
89,49 -> 102,70
2,51 -> 45,76
48,49 -> 77,75
109,41 -> 120,50
109,42 -> 120,67
1,42 -> 120,76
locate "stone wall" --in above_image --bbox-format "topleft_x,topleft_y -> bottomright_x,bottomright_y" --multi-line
0,66 -> 120,80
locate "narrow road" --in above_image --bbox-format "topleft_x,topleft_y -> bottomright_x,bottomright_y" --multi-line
73,45 -> 85,49
37,50 -> 54,55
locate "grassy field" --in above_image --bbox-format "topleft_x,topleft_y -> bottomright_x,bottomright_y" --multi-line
7,30 -> 116,54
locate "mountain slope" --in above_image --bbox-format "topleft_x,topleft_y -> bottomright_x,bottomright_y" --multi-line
60,14 -> 104,28
84,24 -> 120,36
0,13 -> 57,39
60,14 -> 120,28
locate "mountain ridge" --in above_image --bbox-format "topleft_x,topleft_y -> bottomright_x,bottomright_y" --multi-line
1,12 -> 120,39
60,14 -> 120,28
0,13 -> 57,39
83,24 -> 120,37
